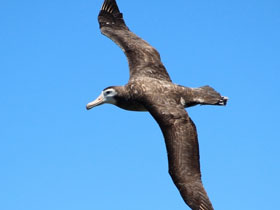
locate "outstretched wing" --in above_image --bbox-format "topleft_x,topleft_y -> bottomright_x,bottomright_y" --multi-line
98,0 -> 171,82
146,101 -> 214,210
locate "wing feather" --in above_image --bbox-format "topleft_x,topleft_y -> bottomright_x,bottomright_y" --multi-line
146,102 -> 214,210
98,0 -> 172,82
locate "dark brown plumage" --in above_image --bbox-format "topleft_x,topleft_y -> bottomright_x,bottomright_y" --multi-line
86,1 -> 228,209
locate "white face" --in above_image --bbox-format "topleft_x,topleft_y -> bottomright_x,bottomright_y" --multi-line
102,88 -> 117,104
86,88 -> 117,110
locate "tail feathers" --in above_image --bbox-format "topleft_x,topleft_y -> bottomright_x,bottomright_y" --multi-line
219,96 -> 228,106
194,85 -> 228,106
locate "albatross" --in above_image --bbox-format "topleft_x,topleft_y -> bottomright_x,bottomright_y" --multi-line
86,0 -> 228,209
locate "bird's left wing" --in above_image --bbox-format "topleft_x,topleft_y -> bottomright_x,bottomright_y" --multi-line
144,99 -> 214,210
98,0 -> 172,82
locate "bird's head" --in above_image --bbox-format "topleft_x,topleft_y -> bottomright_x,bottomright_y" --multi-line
86,87 -> 118,110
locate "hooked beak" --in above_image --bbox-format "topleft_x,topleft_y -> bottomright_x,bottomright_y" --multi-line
86,93 -> 105,110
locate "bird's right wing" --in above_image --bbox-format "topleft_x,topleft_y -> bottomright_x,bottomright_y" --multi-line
98,0 -> 172,82
145,101 -> 214,210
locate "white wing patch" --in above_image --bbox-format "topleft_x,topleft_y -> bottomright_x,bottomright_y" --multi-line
180,97 -> 186,106
193,98 -> 205,103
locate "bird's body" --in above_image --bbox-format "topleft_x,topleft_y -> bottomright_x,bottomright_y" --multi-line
92,78 -> 226,112
86,1 -> 228,209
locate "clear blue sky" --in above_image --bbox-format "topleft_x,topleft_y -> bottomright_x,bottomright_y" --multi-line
1,0 -> 279,209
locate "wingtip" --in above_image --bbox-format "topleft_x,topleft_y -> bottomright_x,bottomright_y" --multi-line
100,0 -> 120,15
98,0 -> 126,29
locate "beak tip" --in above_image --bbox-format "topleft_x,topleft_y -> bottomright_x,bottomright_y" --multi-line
86,104 -> 92,110
86,94 -> 105,111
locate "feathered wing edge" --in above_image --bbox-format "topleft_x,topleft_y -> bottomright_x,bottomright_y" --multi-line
97,0 -> 172,82
146,101 -> 214,210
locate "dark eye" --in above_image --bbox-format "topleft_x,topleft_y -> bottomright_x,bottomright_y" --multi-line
106,91 -> 112,95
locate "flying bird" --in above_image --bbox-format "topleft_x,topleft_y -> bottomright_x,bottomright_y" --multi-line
87,0 -> 228,209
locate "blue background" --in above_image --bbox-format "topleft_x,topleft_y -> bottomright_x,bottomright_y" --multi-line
1,0 -> 279,209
